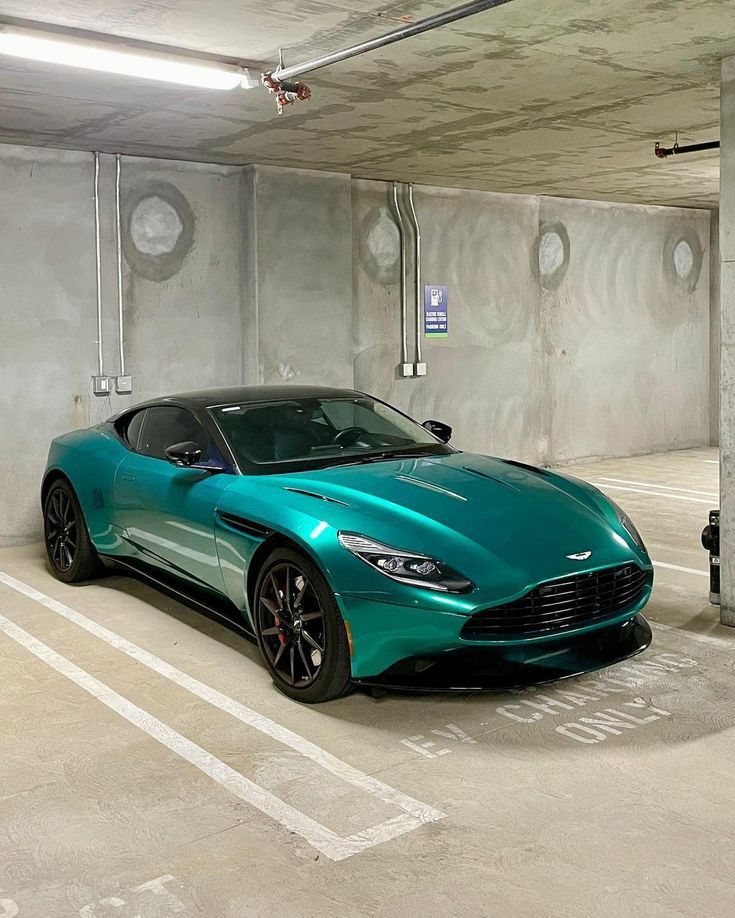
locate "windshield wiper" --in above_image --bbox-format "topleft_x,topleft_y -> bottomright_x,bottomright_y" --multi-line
329,450 -> 430,468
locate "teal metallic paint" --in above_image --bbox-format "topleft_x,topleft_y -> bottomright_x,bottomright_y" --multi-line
44,427 -> 652,681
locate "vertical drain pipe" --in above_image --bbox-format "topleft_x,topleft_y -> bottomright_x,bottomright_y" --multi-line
406,183 -> 426,376
114,154 -> 132,393
91,151 -> 108,396
391,182 -> 413,377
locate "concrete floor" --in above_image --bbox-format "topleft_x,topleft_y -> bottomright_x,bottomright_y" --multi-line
0,447 -> 731,917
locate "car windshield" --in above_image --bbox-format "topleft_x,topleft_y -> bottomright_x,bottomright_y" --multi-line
210,396 -> 452,472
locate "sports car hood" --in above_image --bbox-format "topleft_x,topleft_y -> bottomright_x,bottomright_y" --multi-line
272,451 -> 647,598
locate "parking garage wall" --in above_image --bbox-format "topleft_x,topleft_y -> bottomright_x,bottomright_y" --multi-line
241,165 -> 354,388
352,180 -> 711,466
0,143 -> 245,544
0,149 -> 712,544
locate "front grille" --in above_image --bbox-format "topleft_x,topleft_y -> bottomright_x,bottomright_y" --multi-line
461,564 -> 648,639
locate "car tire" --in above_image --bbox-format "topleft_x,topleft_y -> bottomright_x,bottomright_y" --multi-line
253,546 -> 352,704
43,479 -> 103,583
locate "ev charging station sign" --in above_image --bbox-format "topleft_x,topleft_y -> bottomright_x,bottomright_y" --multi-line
424,285 -> 448,337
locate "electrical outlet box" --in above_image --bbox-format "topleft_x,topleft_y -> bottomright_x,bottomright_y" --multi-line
115,375 -> 133,394
398,363 -> 415,378
92,375 -> 111,396
415,362 -> 427,377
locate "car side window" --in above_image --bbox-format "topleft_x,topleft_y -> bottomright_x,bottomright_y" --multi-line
123,409 -> 147,451
137,406 -> 212,462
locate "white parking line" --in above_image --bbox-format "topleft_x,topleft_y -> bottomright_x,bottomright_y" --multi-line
593,482 -> 714,505
0,571 -> 444,859
0,611 -> 380,860
597,478 -> 718,499
652,620 -> 733,649
653,561 -> 709,578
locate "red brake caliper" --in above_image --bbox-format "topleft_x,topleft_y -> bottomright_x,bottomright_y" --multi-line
276,588 -> 286,644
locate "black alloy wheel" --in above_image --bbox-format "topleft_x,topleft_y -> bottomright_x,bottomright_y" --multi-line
43,480 -> 102,583
46,487 -> 77,573
260,561 -> 325,686
254,548 -> 351,703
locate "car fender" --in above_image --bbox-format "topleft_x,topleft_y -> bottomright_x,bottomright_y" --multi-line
43,427 -> 129,554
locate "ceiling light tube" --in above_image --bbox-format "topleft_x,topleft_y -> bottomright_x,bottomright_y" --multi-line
0,25 -> 249,90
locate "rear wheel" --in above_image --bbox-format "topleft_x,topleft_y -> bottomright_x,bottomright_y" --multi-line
254,547 -> 352,703
43,480 -> 102,583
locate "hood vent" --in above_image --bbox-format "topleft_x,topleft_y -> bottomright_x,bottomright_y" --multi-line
501,459 -> 549,476
283,487 -> 348,507
462,466 -> 519,491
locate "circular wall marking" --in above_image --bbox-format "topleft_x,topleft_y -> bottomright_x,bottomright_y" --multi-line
366,214 -> 400,268
130,195 -> 184,256
536,222 -> 570,289
359,207 -> 400,284
538,230 -> 565,276
673,239 -> 694,280
122,182 -> 195,282
663,230 -> 702,294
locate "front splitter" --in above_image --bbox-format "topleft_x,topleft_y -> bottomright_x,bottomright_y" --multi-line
354,615 -> 652,693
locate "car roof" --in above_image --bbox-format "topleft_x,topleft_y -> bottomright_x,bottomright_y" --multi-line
108,384 -> 366,420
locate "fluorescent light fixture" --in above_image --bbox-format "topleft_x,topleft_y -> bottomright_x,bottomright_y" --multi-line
0,25 -> 250,90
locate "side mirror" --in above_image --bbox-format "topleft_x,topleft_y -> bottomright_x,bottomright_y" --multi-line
165,440 -> 202,467
422,419 -> 452,443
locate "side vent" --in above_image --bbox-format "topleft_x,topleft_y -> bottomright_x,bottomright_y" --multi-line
216,511 -> 272,539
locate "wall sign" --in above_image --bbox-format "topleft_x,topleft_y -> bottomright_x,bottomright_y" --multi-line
424,285 -> 448,338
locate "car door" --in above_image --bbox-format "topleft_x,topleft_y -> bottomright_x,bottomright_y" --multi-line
114,404 -> 235,593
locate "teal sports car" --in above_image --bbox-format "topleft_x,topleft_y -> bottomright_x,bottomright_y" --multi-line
42,385 -> 653,702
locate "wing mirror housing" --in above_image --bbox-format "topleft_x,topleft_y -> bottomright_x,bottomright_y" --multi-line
422,419 -> 452,443
165,441 -> 230,474
165,441 -> 203,466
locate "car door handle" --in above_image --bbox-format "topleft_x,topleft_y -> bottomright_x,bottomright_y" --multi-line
121,473 -> 136,482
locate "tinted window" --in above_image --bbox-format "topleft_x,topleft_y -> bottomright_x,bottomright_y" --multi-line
211,396 -> 449,472
138,406 -> 212,461
124,409 -> 147,450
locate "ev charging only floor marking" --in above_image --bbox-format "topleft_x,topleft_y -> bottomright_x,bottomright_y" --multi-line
0,571 -> 445,860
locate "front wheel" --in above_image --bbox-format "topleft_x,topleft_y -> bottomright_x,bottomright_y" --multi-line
254,547 -> 352,703
43,479 -> 102,583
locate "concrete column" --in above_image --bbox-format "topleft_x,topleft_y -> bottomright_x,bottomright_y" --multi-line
720,57 -> 735,625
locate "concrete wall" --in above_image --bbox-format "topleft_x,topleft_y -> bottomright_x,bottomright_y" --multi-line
0,143 -> 245,544
243,166 -> 354,388
0,145 -> 713,544
353,180 -> 711,466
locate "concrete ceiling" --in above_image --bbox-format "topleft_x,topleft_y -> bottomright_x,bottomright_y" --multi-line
0,0 -> 728,208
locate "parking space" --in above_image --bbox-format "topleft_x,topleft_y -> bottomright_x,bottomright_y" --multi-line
0,448 -> 732,917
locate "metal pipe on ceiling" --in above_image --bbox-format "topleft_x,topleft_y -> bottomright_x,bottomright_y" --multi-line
391,182 -> 412,377
405,183 -> 425,375
655,140 -> 720,159
271,0 -> 516,82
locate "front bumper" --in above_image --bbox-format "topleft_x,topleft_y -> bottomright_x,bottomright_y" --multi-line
353,615 -> 652,692
338,578 -> 653,684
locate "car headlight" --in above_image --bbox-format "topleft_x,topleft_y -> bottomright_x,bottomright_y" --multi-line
338,532 -> 474,593
609,498 -> 646,552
